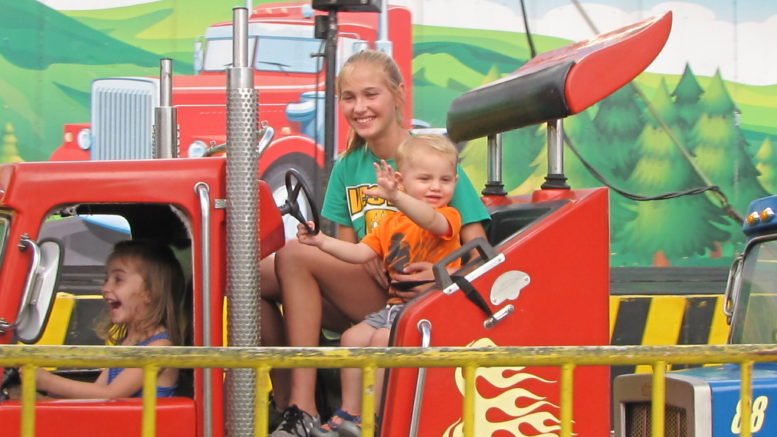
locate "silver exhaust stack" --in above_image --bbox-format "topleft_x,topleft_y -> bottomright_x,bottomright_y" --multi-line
153,58 -> 177,158
225,7 -> 260,437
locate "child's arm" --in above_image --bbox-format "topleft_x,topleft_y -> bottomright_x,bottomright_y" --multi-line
35,367 -> 144,399
297,222 -> 378,264
365,160 -> 452,237
35,337 -> 173,399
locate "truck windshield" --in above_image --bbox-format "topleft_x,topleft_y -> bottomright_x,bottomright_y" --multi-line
730,238 -> 777,344
202,23 -> 321,74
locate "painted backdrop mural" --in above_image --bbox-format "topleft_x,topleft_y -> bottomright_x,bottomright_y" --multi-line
2,0 -> 776,268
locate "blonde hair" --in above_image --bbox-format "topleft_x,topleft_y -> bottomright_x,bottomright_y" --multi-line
396,134 -> 459,172
336,49 -> 406,154
97,240 -> 185,346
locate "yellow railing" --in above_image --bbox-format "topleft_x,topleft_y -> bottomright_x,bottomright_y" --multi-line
2,344 -> 777,437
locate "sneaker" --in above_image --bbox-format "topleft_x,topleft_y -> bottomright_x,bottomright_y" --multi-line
311,408 -> 360,437
270,405 -> 321,437
268,398 -> 285,432
337,420 -> 362,437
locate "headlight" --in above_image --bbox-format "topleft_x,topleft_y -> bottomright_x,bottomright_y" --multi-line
188,140 -> 208,158
77,128 -> 92,150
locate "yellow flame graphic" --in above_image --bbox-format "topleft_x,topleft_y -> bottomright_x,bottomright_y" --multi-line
442,338 -> 570,437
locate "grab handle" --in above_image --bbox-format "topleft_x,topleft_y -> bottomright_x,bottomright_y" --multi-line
432,237 -> 498,289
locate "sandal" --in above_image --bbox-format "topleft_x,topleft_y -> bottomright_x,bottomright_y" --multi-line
311,408 -> 360,437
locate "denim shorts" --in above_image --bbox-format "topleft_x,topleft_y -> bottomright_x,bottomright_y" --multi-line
364,304 -> 405,329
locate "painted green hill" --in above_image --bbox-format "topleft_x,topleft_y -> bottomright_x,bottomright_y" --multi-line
1,2 -> 161,70
0,1 -> 211,160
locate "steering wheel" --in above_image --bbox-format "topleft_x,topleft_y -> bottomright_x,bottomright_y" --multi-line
277,169 -> 320,236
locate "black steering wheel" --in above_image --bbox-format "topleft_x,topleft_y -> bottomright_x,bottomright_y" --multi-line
277,169 -> 320,236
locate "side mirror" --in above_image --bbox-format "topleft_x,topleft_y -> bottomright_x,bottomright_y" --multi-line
15,238 -> 63,344
723,254 -> 743,326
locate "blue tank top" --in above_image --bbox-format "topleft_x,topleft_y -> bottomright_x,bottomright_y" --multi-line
107,331 -> 177,398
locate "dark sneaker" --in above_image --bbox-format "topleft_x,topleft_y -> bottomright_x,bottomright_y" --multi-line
268,398 -> 285,432
270,405 -> 320,437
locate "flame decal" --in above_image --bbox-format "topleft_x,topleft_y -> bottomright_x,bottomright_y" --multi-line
442,338 -> 571,437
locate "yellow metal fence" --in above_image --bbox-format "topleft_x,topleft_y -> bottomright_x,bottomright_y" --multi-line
2,344 -> 777,437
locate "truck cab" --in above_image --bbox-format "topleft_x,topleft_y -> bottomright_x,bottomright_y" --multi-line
614,196 -> 777,437
0,158 -> 285,436
49,2 -> 412,241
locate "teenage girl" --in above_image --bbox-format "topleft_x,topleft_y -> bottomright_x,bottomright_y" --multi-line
34,240 -> 185,398
269,49 -> 490,436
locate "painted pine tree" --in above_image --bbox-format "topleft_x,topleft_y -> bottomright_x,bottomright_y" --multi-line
691,69 -> 768,240
592,83 -> 643,181
618,80 -> 728,266
563,109 -> 602,189
754,136 -> 777,194
671,64 -> 704,154
502,125 -> 545,194
1,122 -> 23,163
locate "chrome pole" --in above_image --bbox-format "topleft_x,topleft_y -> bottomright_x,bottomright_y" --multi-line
225,7 -> 259,437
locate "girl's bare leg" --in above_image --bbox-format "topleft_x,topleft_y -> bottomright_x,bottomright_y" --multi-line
259,255 -> 290,409
275,240 -> 386,417
338,322 -> 378,416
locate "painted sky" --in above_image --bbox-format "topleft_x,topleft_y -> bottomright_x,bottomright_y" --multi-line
37,0 -> 777,86
395,0 -> 777,86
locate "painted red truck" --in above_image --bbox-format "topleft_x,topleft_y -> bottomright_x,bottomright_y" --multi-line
0,8 -> 672,437
50,1 -> 412,235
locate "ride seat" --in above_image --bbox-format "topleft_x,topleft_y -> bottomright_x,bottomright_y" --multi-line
484,200 -> 567,246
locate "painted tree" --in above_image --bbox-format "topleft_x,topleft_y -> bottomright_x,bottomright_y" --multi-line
563,108 -> 636,259
509,105 -> 605,195
671,63 -> 704,153
754,136 -> 777,193
691,70 -> 768,229
1,122 -> 23,163
592,83 -> 644,181
563,109 -> 603,189
502,125 -> 545,194
618,80 -> 728,266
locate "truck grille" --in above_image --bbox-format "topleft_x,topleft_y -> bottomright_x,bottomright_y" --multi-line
91,78 -> 158,160
625,402 -> 687,437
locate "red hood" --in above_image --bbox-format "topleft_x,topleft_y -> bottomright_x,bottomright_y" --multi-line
172,71 -> 321,91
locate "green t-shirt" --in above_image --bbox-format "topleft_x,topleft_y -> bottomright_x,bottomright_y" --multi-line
322,146 -> 490,240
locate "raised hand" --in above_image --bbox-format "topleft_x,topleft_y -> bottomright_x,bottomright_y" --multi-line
364,159 -> 399,203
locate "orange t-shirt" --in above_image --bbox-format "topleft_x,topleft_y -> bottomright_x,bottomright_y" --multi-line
361,206 -> 462,304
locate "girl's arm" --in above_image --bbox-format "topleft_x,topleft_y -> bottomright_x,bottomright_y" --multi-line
461,221 -> 487,245
297,222 -> 378,264
335,224 -> 358,243
35,367 -> 143,399
35,338 -> 174,399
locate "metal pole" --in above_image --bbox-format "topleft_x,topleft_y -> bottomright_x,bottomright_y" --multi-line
540,119 -> 570,190
225,7 -> 259,437
375,0 -> 392,54
153,58 -> 177,159
482,134 -> 506,196
321,9 -> 339,236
